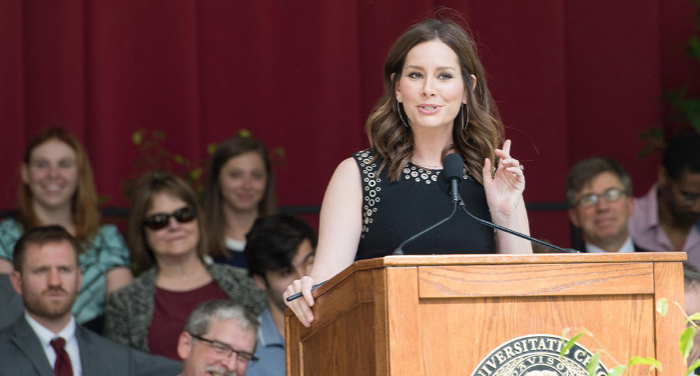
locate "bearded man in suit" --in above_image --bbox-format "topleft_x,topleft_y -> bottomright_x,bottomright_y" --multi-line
0,225 -> 181,376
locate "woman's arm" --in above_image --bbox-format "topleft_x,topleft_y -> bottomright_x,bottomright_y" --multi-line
0,259 -> 13,274
284,157 -> 363,326
482,140 -> 533,254
105,267 -> 133,296
309,158 -> 364,281
493,198 -> 533,254
98,224 -> 134,297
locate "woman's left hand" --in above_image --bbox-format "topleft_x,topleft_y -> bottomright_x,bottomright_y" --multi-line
482,139 -> 525,219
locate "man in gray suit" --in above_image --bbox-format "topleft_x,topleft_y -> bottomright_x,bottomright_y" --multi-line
0,225 -> 182,376
0,273 -> 23,330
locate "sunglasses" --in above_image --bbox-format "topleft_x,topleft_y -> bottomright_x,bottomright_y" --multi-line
143,206 -> 196,230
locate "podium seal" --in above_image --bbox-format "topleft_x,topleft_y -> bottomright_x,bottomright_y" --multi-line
470,334 -> 608,376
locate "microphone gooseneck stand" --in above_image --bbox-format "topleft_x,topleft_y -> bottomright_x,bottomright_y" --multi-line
394,153 -> 579,255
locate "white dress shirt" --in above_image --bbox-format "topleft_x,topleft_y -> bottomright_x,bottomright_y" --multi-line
25,312 -> 83,376
585,236 -> 635,253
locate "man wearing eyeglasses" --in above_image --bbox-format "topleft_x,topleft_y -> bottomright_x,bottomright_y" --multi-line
566,157 -> 644,252
177,300 -> 259,376
630,132 -> 700,268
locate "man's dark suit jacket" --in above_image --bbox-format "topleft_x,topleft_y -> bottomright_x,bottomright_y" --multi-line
0,316 -> 182,376
0,274 -> 23,330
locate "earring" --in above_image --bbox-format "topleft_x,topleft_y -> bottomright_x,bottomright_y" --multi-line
397,100 -> 410,128
461,103 -> 470,130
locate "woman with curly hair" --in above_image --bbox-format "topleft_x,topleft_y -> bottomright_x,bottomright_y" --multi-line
285,18 -> 533,327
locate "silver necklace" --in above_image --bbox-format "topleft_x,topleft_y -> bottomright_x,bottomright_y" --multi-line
410,160 -> 442,169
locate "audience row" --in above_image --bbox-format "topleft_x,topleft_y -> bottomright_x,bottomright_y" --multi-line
1,215 -> 313,376
562,132 -> 700,260
0,125 -> 698,375
0,127 -> 307,376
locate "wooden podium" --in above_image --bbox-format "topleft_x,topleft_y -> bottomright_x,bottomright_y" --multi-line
285,253 -> 687,375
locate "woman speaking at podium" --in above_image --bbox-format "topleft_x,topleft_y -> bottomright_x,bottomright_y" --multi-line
285,17 -> 533,327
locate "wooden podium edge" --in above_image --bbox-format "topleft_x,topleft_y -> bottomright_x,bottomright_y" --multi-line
284,253 -> 687,320
654,261 -> 686,375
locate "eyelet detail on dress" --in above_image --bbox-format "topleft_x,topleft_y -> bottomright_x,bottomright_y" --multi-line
404,164 -> 441,184
356,151 -> 380,238
356,150 -> 460,238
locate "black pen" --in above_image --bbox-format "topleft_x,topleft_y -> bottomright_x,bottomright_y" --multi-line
285,281 -> 327,302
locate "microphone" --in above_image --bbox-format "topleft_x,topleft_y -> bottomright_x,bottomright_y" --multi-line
392,154 -> 462,255
452,166 -> 579,253
443,153 -> 463,202
458,201 -> 578,253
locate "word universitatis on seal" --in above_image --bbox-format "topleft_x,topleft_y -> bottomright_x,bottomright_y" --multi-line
470,334 -> 608,376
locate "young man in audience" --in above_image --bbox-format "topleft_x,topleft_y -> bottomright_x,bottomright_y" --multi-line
566,157 -> 645,252
243,215 -> 316,376
177,300 -> 259,376
630,133 -> 700,266
0,225 -> 181,376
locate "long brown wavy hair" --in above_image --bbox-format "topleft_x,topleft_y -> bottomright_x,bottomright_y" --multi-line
18,128 -> 101,246
366,18 -> 504,184
203,136 -> 277,259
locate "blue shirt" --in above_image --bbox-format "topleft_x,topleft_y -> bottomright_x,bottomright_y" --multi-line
247,308 -> 285,376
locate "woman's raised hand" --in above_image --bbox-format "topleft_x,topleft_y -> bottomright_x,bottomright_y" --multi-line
482,139 -> 525,219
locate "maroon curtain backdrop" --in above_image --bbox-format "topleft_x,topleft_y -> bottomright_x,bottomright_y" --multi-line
1,0 -> 698,247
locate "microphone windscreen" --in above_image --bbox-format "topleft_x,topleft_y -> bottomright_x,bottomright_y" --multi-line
443,154 -> 463,181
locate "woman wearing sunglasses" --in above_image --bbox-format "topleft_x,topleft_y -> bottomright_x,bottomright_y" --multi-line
105,171 -> 265,360
0,127 -> 133,332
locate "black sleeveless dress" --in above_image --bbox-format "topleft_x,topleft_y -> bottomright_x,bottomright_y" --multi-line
354,150 -> 495,260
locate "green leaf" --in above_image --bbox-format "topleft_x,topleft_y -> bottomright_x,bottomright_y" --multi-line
173,155 -> 188,165
656,298 -> 669,317
627,356 -> 662,371
587,352 -> 601,376
274,147 -> 285,157
607,365 -> 627,376
681,327 -> 697,360
97,194 -> 110,206
649,127 -> 664,139
638,145 -> 654,158
207,143 -> 217,155
239,129 -> 251,138
189,168 -> 202,181
560,332 -> 586,359
687,312 -> 700,323
688,36 -> 700,60
688,357 -> 700,374
132,131 -> 143,145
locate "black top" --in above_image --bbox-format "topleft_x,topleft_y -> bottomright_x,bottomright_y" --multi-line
354,150 -> 495,260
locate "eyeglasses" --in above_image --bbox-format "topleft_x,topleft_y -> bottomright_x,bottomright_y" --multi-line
574,188 -> 627,208
143,206 -> 196,230
189,333 -> 258,364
